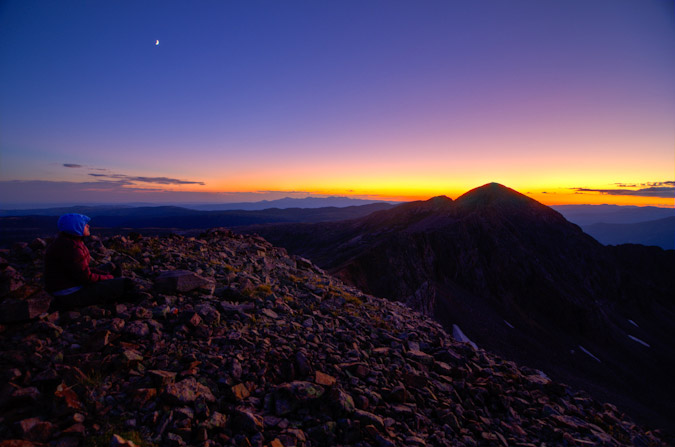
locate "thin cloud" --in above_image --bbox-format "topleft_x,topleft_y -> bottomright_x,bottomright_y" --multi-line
0,180 -> 334,206
61,163 -> 204,186
129,176 -> 205,186
88,173 -> 205,186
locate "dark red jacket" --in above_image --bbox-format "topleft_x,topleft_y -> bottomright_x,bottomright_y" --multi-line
44,233 -> 112,293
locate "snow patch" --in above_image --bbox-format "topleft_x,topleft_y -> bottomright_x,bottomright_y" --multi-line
537,370 -> 550,381
578,345 -> 601,363
628,319 -> 639,328
452,324 -> 478,350
504,320 -> 514,329
628,335 -> 650,348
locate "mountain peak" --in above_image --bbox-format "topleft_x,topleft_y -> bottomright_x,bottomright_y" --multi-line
454,182 -> 541,211
428,195 -> 453,204
413,195 -> 453,211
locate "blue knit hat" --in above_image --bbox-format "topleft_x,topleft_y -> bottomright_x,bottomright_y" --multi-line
57,213 -> 91,236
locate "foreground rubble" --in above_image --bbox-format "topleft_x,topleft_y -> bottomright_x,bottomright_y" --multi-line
0,229 -> 668,446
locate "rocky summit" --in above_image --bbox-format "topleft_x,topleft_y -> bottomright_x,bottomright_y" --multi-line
0,229 -> 669,446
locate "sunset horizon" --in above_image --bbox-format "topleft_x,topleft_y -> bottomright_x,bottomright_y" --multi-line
1,1 -> 673,209
1,179 -> 673,209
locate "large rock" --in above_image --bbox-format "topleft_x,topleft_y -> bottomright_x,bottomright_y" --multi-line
0,291 -> 52,323
165,377 -> 216,404
274,381 -> 325,416
16,417 -> 56,442
0,266 -> 25,297
154,270 -> 214,293
234,408 -> 264,433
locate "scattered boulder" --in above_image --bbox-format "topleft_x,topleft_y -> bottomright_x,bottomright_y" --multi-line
165,377 -> 216,405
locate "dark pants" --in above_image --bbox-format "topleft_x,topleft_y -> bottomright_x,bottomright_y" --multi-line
50,278 -> 134,311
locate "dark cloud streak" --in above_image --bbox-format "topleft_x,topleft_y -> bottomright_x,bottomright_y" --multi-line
61,163 -> 204,186
573,182 -> 675,198
88,173 -> 205,186
131,176 -> 205,186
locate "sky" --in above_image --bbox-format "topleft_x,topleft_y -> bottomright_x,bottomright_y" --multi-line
1,0 -> 673,208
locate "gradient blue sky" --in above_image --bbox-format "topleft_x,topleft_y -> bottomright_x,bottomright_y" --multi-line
1,0 -> 673,207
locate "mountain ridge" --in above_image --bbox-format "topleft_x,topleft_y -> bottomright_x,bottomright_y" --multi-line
0,197 -> 397,214
242,183 -> 675,433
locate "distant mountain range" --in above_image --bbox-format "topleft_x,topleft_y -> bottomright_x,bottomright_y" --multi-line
187,196 -> 399,211
0,196 -> 396,213
0,203 -> 394,247
240,183 -> 675,432
551,205 -> 674,249
552,204 -> 674,225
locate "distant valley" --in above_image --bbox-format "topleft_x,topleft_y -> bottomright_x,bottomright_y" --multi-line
0,203 -> 394,247
552,204 -> 674,249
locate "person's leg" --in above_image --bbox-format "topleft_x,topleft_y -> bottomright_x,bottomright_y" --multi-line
52,278 -> 133,310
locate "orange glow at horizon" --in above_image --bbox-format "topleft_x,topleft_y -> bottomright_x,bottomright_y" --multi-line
168,178 -> 674,208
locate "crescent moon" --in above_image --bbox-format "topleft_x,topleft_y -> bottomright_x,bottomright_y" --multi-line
155,40 -> 160,46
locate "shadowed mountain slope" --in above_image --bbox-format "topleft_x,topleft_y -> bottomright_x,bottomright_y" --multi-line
243,183 -> 675,433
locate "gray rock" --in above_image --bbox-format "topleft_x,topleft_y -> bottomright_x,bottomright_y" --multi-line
196,303 -> 221,324
124,321 -> 150,337
165,377 -> 215,404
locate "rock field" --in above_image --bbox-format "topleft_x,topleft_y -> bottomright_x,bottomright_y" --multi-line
0,229 -> 669,446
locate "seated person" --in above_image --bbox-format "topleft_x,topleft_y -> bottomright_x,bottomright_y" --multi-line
45,213 -> 133,310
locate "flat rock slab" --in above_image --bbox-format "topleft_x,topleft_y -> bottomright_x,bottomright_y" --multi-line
154,270 -> 214,293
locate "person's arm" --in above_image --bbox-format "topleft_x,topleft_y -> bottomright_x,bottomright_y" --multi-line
65,242 -> 113,284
